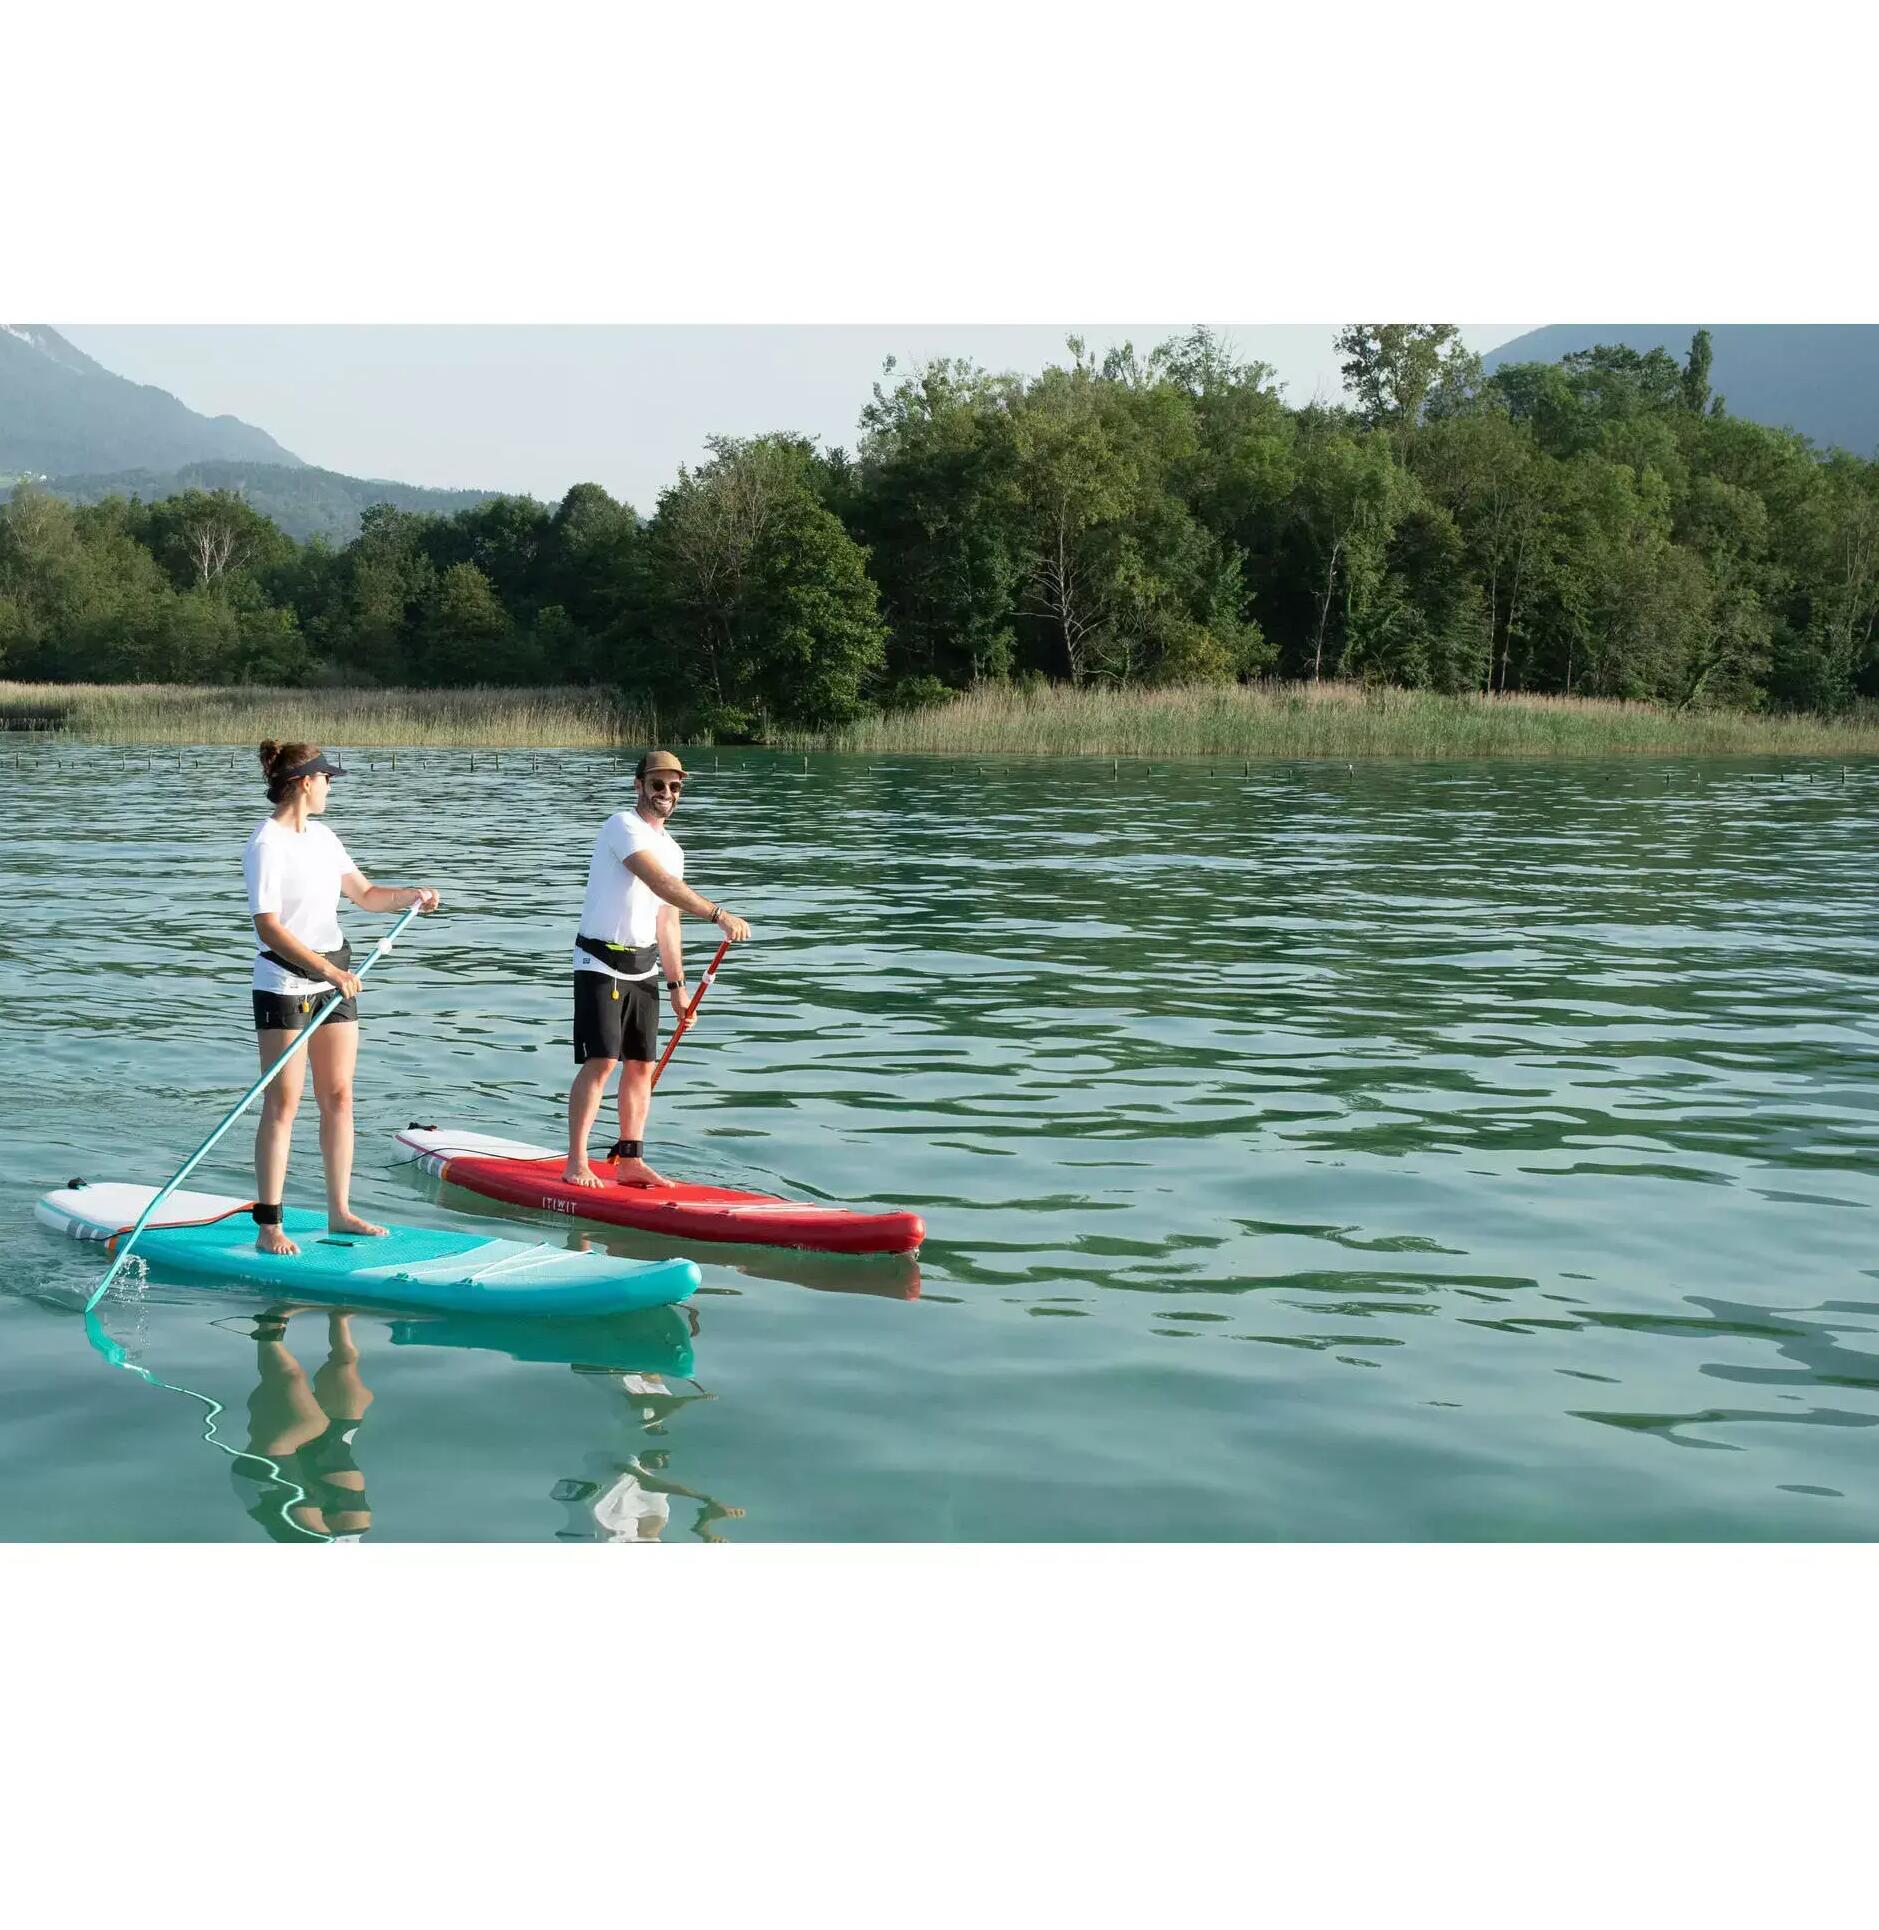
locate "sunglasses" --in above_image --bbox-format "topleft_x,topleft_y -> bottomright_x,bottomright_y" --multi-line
645,778 -> 684,794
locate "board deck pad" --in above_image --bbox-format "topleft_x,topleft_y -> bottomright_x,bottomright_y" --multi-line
37,1182 -> 699,1316
396,1126 -> 926,1256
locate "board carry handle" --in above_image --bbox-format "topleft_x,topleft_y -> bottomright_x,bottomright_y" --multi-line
86,902 -> 425,1311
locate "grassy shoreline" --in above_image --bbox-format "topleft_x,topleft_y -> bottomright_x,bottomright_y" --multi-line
0,681 -> 641,748
782,681 -> 1879,760
5,676 -> 1878,759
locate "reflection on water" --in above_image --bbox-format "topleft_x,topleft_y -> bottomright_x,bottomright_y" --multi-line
408,1168 -> 922,1301
220,1302 -> 734,1542
2,742 -> 1878,1540
234,1310 -> 374,1541
552,1370 -> 745,1542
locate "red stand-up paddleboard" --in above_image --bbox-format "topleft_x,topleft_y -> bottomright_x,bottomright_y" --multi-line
396,1127 -> 925,1256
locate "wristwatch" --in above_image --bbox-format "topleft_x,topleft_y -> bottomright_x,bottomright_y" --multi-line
666,979 -> 685,993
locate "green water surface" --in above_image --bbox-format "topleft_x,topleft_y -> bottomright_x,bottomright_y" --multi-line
2,741 -> 1875,1540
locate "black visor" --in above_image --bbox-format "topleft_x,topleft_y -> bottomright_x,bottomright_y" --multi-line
285,752 -> 348,780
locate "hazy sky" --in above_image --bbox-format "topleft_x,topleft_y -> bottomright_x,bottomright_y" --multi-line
61,324 -> 1526,510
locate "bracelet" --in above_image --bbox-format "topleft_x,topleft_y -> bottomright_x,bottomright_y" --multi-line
666,980 -> 685,992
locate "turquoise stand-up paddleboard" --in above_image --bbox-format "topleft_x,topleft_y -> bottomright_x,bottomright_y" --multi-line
39,1182 -> 699,1316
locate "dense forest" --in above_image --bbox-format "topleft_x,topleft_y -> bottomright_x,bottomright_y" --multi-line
3,327 -> 1876,732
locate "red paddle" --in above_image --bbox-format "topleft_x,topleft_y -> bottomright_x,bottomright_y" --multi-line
651,937 -> 732,1090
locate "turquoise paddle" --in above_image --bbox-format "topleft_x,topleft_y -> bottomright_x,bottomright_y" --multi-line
86,902 -> 425,1311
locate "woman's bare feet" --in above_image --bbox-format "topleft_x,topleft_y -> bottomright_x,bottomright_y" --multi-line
563,1162 -> 607,1189
610,1155 -> 670,1187
329,1212 -> 388,1237
257,1223 -> 301,1257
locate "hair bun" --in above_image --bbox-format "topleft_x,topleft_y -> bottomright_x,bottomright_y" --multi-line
258,740 -> 282,773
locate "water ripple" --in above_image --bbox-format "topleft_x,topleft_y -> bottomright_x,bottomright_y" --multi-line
1,743 -> 1876,1538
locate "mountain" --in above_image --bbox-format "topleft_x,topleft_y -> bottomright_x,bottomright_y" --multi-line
1,323 -> 302,475
1,325 -> 508,541
23,459 -> 505,545
1482,325 -> 1879,456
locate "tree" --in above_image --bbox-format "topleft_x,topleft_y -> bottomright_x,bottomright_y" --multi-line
421,494 -> 554,610
1682,329 -> 1714,416
643,437 -> 886,732
417,561 -> 514,684
741,482 -> 891,727
136,489 -> 294,595
1413,410 -> 1550,691
1291,422 -> 1411,679
0,488 -> 172,679
1489,360 -> 1587,456
1345,503 -> 1489,692
335,503 -> 437,678
1335,324 -> 1474,433
643,436 -> 798,713
1784,452 -> 1879,707
1526,458 -> 1712,700
852,358 -> 1029,685
1009,361 -> 1147,683
542,483 -> 640,638
1558,343 -> 1686,420
230,601 -> 312,684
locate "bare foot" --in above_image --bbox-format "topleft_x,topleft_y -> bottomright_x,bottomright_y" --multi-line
610,1155 -> 670,1187
563,1163 -> 607,1189
329,1212 -> 388,1237
257,1224 -> 301,1257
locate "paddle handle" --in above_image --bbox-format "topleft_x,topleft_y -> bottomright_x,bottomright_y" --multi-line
650,938 -> 731,1091
86,902 -> 424,1311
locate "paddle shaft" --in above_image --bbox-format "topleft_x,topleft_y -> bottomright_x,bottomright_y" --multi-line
650,938 -> 731,1091
86,903 -> 424,1311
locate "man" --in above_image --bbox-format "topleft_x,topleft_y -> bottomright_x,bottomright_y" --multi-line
566,749 -> 751,1188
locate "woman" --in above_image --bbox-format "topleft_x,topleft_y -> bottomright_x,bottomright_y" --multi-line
232,1307 -> 376,1542
245,740 -> 439,1256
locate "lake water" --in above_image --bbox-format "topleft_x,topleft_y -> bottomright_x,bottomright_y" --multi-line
1,740 -> 1875,1541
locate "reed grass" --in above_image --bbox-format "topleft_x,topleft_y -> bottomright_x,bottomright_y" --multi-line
7,676 -> 1877,760
781,681 -> 1879,761
0,681 -> 642,748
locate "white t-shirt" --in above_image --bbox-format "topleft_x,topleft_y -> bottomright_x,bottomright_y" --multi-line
593,1469 -> 671,1542
573,808 -> 684,980
244,817 -> 356,995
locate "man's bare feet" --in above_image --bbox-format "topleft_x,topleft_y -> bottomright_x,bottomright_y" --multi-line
609,1155 -> 670,1187
329,1212 -> 388,1237
257,1224 -> 301,1257
563,1163 -> 607,1189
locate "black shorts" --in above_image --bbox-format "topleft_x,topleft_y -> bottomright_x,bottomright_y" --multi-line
253,986 -> 358,1031
573,969 -> 659,1064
